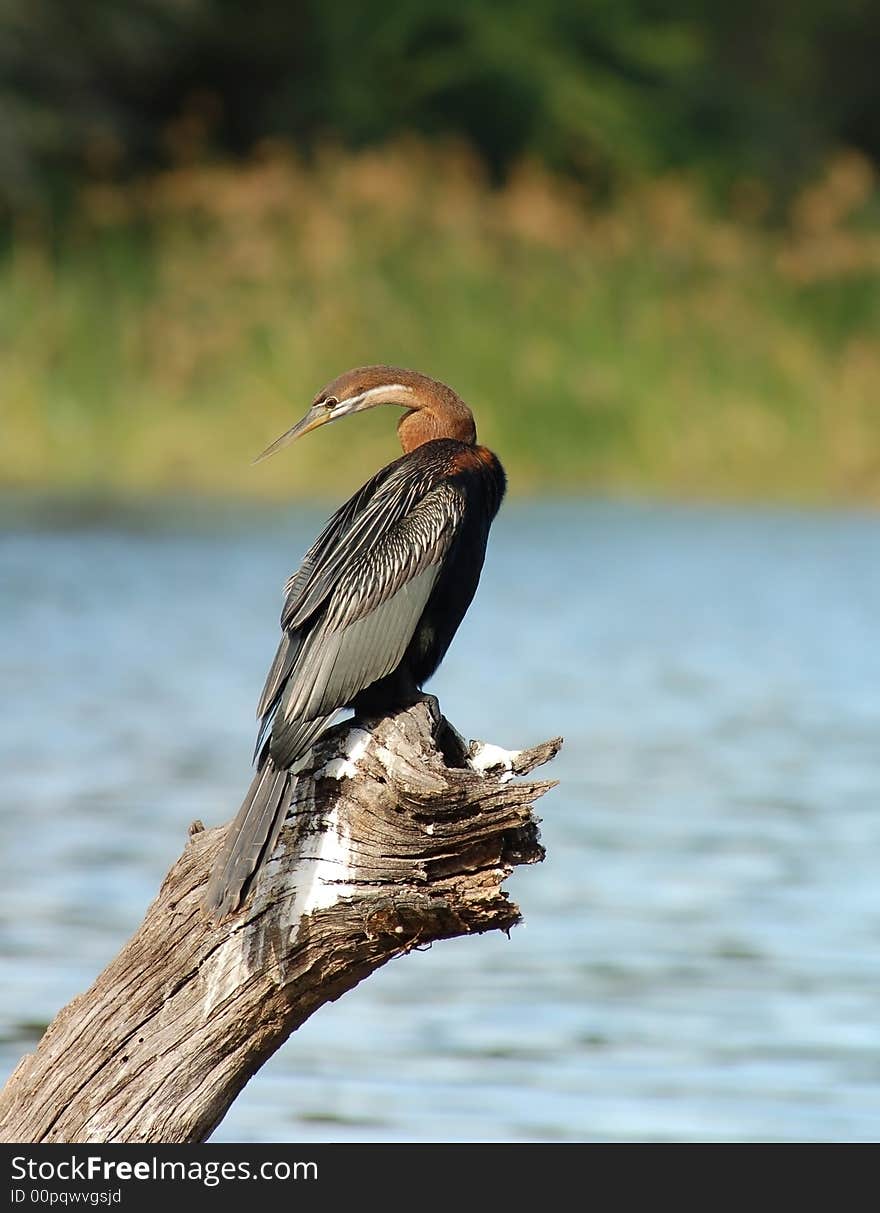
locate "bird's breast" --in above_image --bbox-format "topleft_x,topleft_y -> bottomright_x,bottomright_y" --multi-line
447,444 -> 500,475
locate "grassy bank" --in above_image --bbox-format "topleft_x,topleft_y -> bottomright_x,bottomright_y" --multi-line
3,141 -> 880,504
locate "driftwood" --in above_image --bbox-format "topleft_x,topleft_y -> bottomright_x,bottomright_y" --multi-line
0,698 -> 560,1144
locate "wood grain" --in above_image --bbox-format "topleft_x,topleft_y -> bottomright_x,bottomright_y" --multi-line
0,698 -> 560,1143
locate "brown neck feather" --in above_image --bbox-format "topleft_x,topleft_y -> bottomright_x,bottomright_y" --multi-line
396,387 -> 477,453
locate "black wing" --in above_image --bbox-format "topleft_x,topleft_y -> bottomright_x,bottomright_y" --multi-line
256,459 -> 466,769
256,458 -> 420,723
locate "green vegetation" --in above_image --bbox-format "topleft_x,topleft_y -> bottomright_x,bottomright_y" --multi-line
2,2 -> 879,504
3,143 -> 879,504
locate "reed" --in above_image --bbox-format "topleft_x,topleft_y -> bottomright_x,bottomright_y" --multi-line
3,140 -> 878,503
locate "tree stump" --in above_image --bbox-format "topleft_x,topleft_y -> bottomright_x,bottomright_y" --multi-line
0,698 -> 561,1144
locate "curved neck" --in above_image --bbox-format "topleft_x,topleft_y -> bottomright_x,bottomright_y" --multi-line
397,399 -> 477,453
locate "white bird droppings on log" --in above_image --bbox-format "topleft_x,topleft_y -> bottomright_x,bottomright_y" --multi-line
285,804 -> 355,931
468,741 -> 521,782
316,726 -> 373,781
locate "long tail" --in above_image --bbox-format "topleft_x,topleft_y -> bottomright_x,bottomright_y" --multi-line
203,715 -> 334,919
203,756 -> 294,919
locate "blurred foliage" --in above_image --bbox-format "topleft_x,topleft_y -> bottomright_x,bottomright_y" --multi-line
1,0 -> 879,208
2,2 -> 879,504
2,142 -> 878,503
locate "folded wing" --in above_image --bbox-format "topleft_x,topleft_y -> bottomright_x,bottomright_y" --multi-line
257,470 -> 466,770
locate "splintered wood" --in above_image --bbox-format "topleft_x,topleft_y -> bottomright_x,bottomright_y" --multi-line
0,698 -> 560,1143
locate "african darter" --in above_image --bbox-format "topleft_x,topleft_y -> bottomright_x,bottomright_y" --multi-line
204,366 -> 506,918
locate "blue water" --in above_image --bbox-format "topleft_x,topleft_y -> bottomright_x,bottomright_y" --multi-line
1,498 -> 879,1142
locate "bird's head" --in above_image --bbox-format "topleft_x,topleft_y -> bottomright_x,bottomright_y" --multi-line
255,365 -> 475,462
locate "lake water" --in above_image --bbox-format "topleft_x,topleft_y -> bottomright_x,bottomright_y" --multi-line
1,497 -> 878,1143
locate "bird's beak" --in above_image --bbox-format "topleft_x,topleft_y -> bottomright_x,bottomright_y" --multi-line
254,388 -> 395,463
253,404 -> 332,463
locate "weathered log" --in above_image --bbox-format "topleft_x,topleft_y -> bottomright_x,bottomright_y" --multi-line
0,698 -> 560,1144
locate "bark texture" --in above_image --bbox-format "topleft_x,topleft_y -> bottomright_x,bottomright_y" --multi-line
0,698 -> 560,1143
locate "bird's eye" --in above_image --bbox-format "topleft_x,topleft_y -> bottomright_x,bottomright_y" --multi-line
322,395 -> 339,410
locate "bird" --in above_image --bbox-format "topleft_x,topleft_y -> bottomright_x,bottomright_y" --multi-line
203,365 -> 506,918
